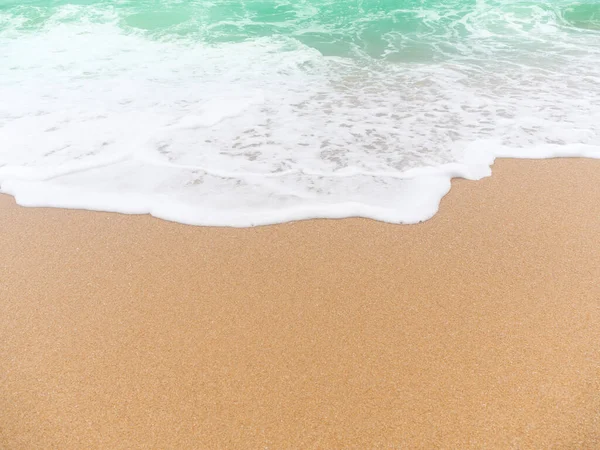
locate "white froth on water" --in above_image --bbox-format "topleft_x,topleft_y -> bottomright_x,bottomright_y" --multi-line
1,5 -> 600,226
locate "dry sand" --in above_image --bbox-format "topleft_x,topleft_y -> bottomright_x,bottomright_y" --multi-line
1,158 -> 600,449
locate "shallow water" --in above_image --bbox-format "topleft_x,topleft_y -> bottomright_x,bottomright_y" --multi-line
1,0 -> 600,225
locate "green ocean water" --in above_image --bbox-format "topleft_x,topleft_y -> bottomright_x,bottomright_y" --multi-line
2,0 -> 600,57
1,1 -> 600,225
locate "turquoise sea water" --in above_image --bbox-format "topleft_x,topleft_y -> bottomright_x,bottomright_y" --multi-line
2,0 -> 600,47
1,1 -> 600,225
3,1 -> 600,59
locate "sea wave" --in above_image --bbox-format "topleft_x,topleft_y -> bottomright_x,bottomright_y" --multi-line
1,0 -> 599,225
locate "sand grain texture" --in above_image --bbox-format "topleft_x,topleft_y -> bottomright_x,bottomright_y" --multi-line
1,159 -> 600,448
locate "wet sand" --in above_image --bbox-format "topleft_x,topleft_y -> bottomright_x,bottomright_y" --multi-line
1,158 -> 600,449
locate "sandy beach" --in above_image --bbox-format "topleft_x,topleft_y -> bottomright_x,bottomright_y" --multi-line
1,158 -> 599,448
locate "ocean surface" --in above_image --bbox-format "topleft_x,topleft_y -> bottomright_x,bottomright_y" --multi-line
1,0 -> 600,226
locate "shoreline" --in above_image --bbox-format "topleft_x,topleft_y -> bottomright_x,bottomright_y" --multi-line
2,158 -> 600,448
3,147 -> 598,229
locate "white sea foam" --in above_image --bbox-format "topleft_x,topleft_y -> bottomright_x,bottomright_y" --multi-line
1,7 -> 600,226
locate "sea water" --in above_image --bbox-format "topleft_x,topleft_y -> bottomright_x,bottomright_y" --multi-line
1,0 -> 599,226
